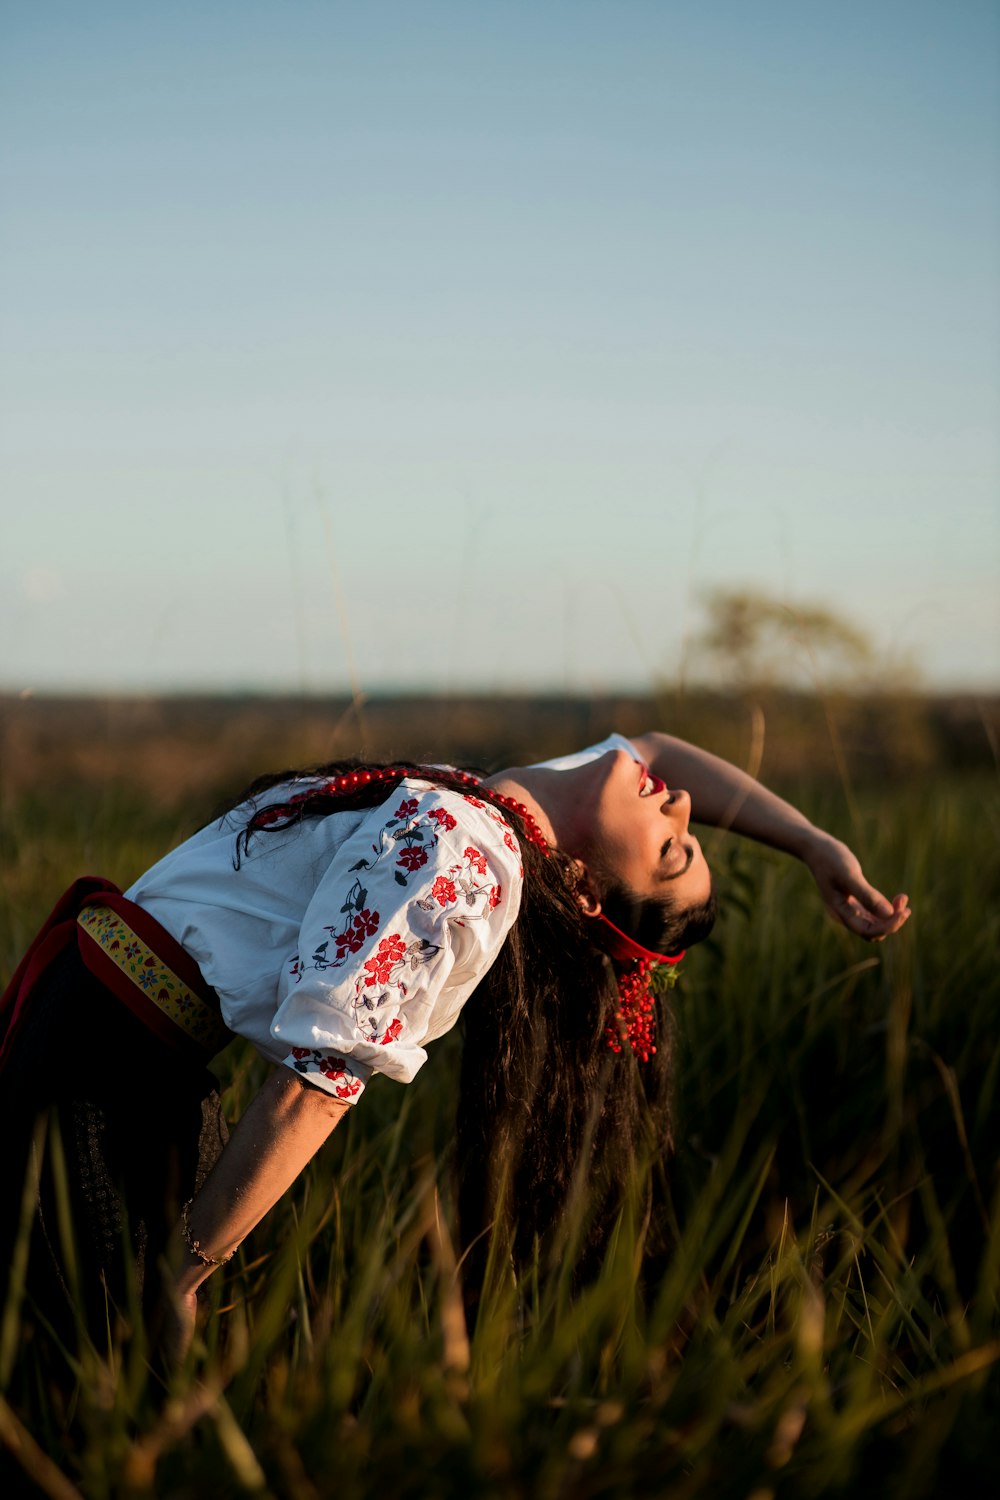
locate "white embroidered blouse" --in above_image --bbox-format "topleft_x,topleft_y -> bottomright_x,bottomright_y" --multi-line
126,735 -> 639,1102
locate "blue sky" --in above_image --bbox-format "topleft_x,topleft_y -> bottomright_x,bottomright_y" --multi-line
2,0 -> 997,693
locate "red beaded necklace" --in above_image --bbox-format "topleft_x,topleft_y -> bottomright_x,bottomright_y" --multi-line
444,769 -> 553,854
287,765 -> 553,854
266,763 -> 677,1060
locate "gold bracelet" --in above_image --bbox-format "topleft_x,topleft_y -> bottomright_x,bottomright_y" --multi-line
181,1198 -> 235,1267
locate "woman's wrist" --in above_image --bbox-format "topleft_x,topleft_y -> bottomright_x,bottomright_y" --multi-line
174,1265 -> 205,1296
169,1204 -> 239,1294
787,821 -> 834,867
181,1197 -> 237,1268
171,1240 -> 226,1295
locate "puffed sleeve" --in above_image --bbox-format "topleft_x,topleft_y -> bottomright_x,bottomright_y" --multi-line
269,786 -> 524,1101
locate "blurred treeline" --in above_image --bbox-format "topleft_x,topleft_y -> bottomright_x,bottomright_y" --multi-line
1,690 -> 996,816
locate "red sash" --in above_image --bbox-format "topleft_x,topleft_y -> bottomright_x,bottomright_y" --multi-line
0,878 -> 230,1070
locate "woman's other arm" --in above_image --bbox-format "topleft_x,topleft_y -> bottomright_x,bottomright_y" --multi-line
630,730 -> 910,941
164,1068 -> 349,1361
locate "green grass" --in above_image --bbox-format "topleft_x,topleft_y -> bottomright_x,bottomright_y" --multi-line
1,771 -> 998,1498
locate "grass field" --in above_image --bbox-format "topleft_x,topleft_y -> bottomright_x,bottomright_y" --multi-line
1,694 -> 998,1498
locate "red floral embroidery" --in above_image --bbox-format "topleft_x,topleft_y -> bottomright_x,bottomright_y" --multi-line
364,933 -> 407,986
431,875 -> 457,907
289,1047 -> 364,1099
397,846 -> 429,872
334,908 -> 380,958
288,786 -> 520,1051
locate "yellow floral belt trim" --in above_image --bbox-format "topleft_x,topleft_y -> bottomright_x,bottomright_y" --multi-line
77,904 -> 230,1055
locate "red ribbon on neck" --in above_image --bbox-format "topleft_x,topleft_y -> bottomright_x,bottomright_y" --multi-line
592,913 -> 684,967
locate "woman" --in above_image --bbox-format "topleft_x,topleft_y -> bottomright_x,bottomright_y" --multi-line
0,728 -> 909,1357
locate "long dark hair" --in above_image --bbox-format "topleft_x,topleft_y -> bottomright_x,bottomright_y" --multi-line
222,758 -> 712,1290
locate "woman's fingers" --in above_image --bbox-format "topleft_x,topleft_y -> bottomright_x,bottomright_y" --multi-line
837,861 -> 909,938
832,888 -> 911,940
845,872 -> 895,919
809,838 -> 911,941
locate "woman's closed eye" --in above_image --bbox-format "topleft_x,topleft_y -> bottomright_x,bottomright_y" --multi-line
660,840 -> 693,879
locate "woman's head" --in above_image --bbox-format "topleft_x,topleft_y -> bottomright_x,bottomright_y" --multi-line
528,747 -> 717,957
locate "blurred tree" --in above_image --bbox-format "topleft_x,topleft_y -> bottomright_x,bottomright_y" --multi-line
696,589 -> 876,690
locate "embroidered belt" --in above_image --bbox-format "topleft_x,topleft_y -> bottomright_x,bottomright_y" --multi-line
0,877 -> 231,1071
77,904 -> 231,1058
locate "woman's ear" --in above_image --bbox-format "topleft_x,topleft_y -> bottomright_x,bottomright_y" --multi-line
570,859 -> 602,917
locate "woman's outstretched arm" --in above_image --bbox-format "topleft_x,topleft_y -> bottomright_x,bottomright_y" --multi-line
164,1068 -> 349,1361
631,730 -> 910,941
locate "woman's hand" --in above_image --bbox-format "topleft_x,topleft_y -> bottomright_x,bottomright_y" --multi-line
156,1068 -> 349,1365
804,833 -> 910,941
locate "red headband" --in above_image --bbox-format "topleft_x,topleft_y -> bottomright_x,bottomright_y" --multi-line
592,913 -> 684,967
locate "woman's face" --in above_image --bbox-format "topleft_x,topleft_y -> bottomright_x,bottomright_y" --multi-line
570,749 -> 714,915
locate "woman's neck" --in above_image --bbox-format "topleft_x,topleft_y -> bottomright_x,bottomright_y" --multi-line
484,767 -> 579,855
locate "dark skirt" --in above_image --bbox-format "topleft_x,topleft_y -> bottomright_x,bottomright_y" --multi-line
0,942 -> 228,1344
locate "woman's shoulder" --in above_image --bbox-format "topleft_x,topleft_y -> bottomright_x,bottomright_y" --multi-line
528,732 -> 641,771
389,778 -> 526,873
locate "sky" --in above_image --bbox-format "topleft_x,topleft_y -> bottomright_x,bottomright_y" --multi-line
2,0 -> 998,695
